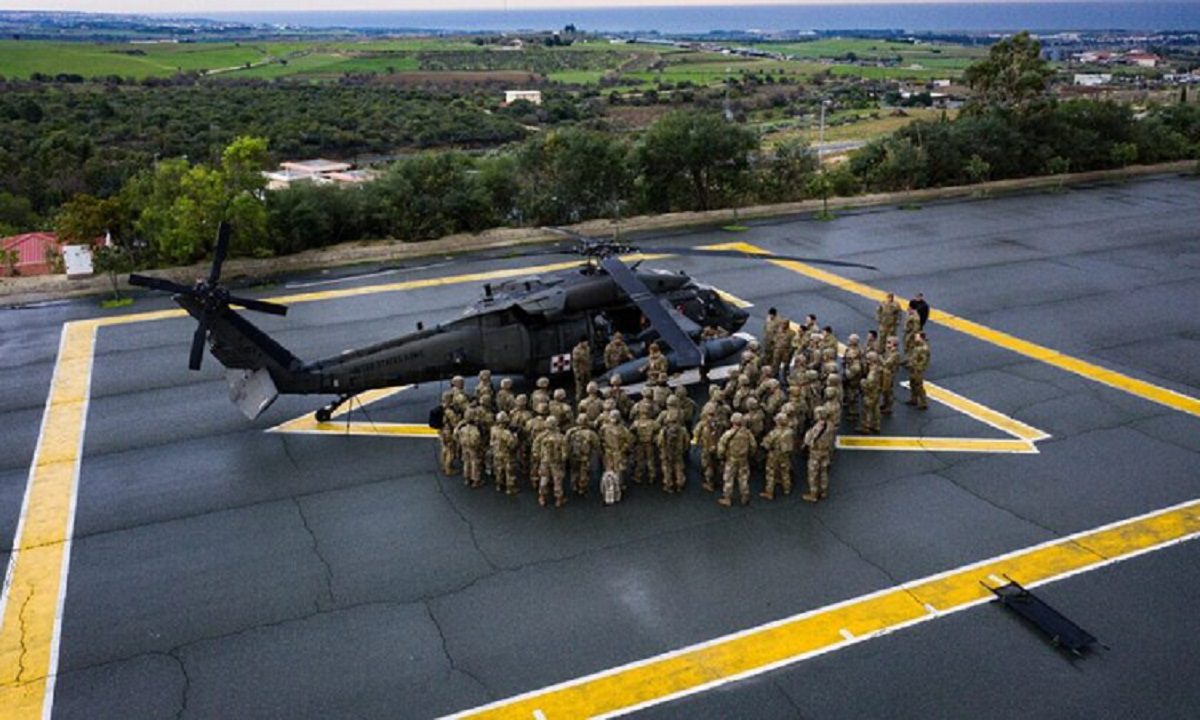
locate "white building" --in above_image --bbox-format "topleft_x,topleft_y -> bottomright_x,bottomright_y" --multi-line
504,90 -> 543,106
1073,73 -> 1113,87
264,159 -> 368,190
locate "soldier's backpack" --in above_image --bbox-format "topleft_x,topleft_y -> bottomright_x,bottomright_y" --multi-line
601,470 -> 622,506
428,405 -> 445,430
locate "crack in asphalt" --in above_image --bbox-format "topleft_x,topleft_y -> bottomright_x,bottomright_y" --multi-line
431,474 -> 500,573
16,585 -> 33,683
774,680 -> 811,720
293,498 -> 337,611
165,649 -> 191,720
424,600 -> 496,701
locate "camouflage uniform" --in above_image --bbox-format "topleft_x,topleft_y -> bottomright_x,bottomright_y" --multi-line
876,295 -> 902,344
510,395 -> 533,479
454,411 -> 484,488
739,350 -> 761,387
608,376 -> 632,419
693,406 -> 727,492
760,414 -> 795,499
803,369 -> 823,421
717,414 -> 757,506
674,386 -> 697,429
578,382 -> 604,427
572,339 -> 593,401
657,409 -> 690,493
644,344 -> 669,386
905,336 -> 931,410
702,385 -> 730,427
449,375 -> 470,417
732,375 -> 756,413
802,406 -> 837,502
760,378 -> 785,420
604,332 -> 633,370
495,378 -> 515,415
820,384 -> 842,428
549,388 -> 573,429
903,310 -> 921,359
880,340 -> 900,416
774,321 -> 797,372
474,369 -> 494,403
536,416 -> 568,507
437,391 -> 461,476
565,414 -> 600,496
842,335 -> 864,423
490,412 -> 519,495
859,353 -> 882,434
600,410 -> 633,486
631,408 -> 660,485
763,310 -> 782,363
526,406 -> 550,490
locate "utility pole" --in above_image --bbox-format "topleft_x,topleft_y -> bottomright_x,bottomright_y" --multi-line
817,98 -> 830,164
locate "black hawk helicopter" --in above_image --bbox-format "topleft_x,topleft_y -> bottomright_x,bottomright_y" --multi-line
128,223 -> 874,421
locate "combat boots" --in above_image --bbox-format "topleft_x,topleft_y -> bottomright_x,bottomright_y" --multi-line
717,496 -> 732,507
759,489 -> 775,501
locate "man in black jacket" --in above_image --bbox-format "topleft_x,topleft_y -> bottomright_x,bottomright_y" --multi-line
909,293 -> 930,328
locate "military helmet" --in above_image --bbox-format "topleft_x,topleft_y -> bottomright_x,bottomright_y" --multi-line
805,369 -> 819,380
745,397 -> 759,409
537,377 -> 550,389
666,395 -> 680,408
848,333 -> 860,343
553,388 -> 567,401
775,413 -> 789,425
515,394 -> 529,407
610,375 -> 622,386
451,375 -> 465,388
500,377 -> 513,389
545,416 -> 558,428
825,387 -> 838,399
865,351 -> 880,362
738,375 -> 751,387
586,381 -> 598,394
577,414 -> 588,425
609,409 -> 622,422
709,384 -> 722,398
479,369 -> 491,380
788,384 -> 802,396
815,405 -> 830,420
748,340 -> 760,352
495,411 -> 509,424
731,412 -> 745,425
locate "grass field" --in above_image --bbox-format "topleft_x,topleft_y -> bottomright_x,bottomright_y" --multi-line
761,107 -> 958,147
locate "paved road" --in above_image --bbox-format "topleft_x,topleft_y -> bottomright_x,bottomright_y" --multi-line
2,174 -> 1198,719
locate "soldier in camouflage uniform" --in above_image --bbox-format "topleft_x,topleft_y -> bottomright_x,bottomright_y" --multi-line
536,416 -> 569,507
880,336 -> 901,416
449,375 -> 470,417
549,388 -> 573,429
803,369 -> 823,419
454,408 -> 484,488
876,292 -> 902,344
643,342 -> 670,386
743,396 -> 767,448
673,386 -> 697,428
717,413 -> 757,507
905,332 -> 931,410
739,350 -> 761,387
802,405 -> 837,502
763,307 -> 782,363
903,306 -> 922,359
572,336 -> 592,401
474,369 -> 494,403
490,412 -> 519,495
761,378 -> 785,420
495,377 -> 515,415
657,409 -> 690,493
631,406 -> 660,485
565,413 -> 600,496
604,331 -> 633,370
865,330 -> 880,359
526,404 -> 551,490
510,394 -> 532,479
842,334 -> 864,424
578,381 -> 604,426
760,414 -> 795,500
774,319 -> 797,372
438,390 -> 461,476
820,384 -> 842,428
531,376 -> 551,411
732,374 -> 755,413
600,409 -> 633,488
858,352 -> 882,434
702,385 -> 730,427
608,375 -> 632,419
693,405 -> 726,492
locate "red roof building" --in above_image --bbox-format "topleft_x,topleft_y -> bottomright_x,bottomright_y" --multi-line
1,232 -> 60,277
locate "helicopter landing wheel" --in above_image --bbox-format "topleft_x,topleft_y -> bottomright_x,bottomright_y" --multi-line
315,407 -> 332,423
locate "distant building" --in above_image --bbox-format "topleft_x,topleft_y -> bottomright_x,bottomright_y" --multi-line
1125,51 -> 1159,68
1,232 -> 58,277
1074,73 -> 1113,87
504,90 -> 543,106
264,159 -> 366,190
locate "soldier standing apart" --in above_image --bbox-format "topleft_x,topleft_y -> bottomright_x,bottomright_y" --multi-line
600,410 -> 633,489
536,416 -> 568,507
802,406 -> 837,502
565,413 -> 600,496
880,336 -> 900,416
657,409 -> 690,494
763,307 -> 781,363
905,332 -> 931,410
717,413 -> 756,506
877,292 -> 902,344
604,331 -> 633,370
572,336 -> 592,401
643,342 -> 669,386
490,412 -> 519,495
760,414 -> 795,500
455,409 -> 484,489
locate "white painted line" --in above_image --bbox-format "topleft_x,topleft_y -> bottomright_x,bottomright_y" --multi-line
838,628 -> 855,641
533,710 -> 547,720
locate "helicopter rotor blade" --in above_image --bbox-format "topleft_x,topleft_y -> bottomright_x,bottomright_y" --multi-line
228,295 -> 289,316
188,321 -> 208,371
600,256 -> 703,368
208,221 -> 231,285
651,246 -> 878,271
128,274 -> 196,296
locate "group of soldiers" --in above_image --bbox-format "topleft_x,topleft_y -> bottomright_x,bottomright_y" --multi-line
435,293 -> 931,510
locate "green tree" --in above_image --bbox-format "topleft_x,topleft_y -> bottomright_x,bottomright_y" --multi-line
805,171 -> 835,219
368,152 -> 493,241
637,111 -> 760,212
514,128 -> 632,225
756,138 -> 818,203
963,31 -> 1054,114
964,154 -> 991,184
92,245 -> 135,301
54,194 -> 127,245
1110,141 -> 1138,168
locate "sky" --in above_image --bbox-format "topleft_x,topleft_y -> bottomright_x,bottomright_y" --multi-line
3,0 -> 1145,16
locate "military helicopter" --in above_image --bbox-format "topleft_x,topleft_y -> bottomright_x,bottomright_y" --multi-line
128,223 -> 875,421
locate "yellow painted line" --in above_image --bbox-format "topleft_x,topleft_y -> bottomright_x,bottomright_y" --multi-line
917,381 -> 1050,442
836,436 -> 1038,453
449,498 -> 1200,719
271,421 -> 439,438
0,320 -> 97,718
723,241 -> 1200,419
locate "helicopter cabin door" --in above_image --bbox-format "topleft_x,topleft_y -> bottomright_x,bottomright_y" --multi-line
527,316 -> 590,378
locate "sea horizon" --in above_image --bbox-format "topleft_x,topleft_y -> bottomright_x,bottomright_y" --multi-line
193,3 -> 1200,34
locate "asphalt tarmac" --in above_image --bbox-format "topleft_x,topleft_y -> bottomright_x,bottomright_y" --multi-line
2,174 -> 1199,719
